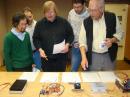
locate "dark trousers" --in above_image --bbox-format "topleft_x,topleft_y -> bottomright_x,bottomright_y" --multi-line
13,65 -> 32,72
41,56 -> 67,72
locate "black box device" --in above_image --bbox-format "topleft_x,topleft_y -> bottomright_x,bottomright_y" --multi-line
9,79 -> 27,94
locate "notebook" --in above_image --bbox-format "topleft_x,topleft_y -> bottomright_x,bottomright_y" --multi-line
9,79 -> 27,94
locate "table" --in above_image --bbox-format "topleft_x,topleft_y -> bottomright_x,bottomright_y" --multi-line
0,71 -> 130,97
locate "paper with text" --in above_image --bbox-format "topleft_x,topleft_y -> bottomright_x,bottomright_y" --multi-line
81,72 -> 101,82
40,72 -> 59,83
62,72 -> 81,83
19,72 -> 39,82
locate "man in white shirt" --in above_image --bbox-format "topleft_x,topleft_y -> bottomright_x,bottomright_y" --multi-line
68,0 -> 89,71
79,0 -> 123,71
23,7 -> 42,70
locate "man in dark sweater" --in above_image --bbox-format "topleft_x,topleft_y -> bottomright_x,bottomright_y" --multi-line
33,1 -> 74,72
4,13 -> 34,72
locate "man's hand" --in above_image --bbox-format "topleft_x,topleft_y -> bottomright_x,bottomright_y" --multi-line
105,37 -> 118,48
81,57 -> 88,71
61,43 -> 69,53
39,48 -> 48,60
80,46 -> 88,71
104,38 -> 113,48
32,64 -> 36,68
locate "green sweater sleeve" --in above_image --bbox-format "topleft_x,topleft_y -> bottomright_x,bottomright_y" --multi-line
27,33 -> 34,64
3,35 -> 13,71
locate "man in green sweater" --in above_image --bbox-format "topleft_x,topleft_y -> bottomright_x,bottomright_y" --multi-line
4,13 -> 34,72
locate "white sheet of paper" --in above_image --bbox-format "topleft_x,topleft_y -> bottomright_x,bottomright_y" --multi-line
91,82 -> 106,93
81,72 -> 101,82
61,72 -> 81,83
19,72 -> 39,82
40,72 -> 59,83
53,40 -> 65,54
98,71 -> 118,82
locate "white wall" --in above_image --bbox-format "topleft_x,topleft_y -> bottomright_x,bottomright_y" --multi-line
105,4 -> 128,60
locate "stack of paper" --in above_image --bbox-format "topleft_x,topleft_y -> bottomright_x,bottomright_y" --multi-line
19,72 -> 39,82
98,71 -> 118,82
61,72 -> 81,83
40,72 -> 59,83
53,40 -> 65,54
81,72 -> 101,82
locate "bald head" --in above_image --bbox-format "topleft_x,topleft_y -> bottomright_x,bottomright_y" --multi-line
88,0 -> 105,20
89,0 -> 104,8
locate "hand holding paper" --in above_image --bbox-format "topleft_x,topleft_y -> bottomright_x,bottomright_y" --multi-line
61,43 -> 69,53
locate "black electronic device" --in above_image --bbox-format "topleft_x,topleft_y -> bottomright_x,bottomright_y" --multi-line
72,83 -> 84,92
115,79 -> 130,93
9,79 -> 27,94
74,83 -> 81,89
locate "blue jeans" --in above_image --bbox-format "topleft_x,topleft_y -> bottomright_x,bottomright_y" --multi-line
33,51 -> 42,70
71,47 -> 81,71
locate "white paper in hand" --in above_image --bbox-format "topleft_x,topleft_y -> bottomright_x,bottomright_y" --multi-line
53,40 -> 65,54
